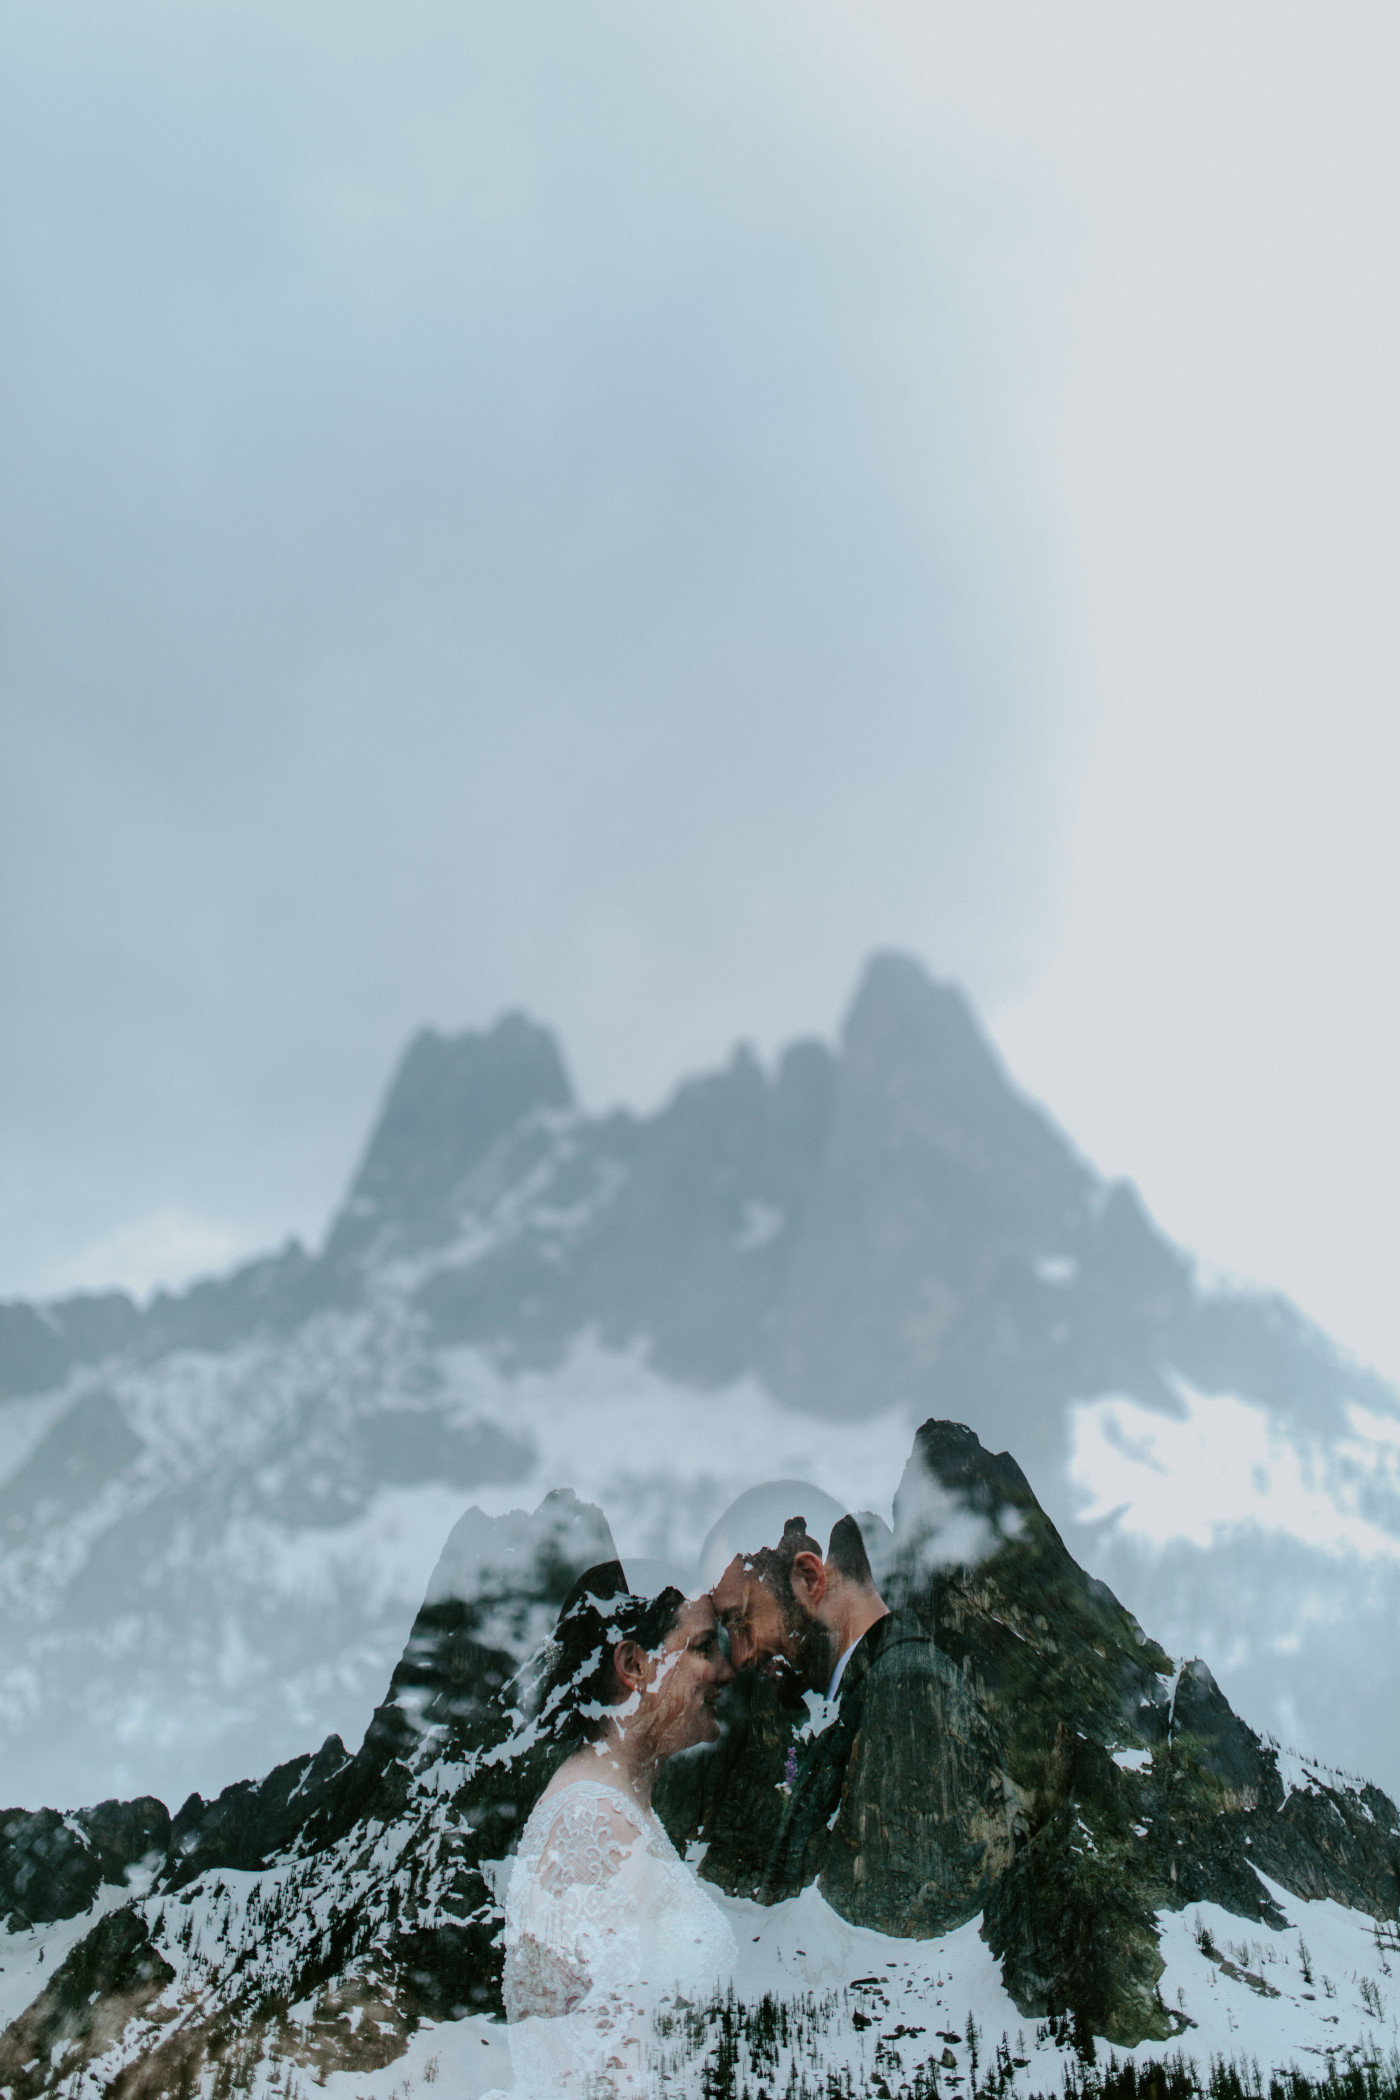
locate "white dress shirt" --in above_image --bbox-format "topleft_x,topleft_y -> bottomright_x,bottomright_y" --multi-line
826,1636 -> 862,1702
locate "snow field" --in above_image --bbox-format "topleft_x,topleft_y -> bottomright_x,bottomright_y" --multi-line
9,1862 -> 1400,2100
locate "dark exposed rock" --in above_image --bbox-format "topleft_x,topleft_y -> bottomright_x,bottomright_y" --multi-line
0,1393 -> 144,1546
885,1422 -> 1398,2044
370,1488 -> 617,1757
662,1424 -> 1400,2050
891,1419 -> 1173,1791
0,1294 -> 141,1402
326,1012 -> 575,1271
762,956 -> 1100,1440
163,1733 -> 354,1890
0,1906 -> 175,2100
414,1037 -> 837,1385
777,1608 -> 1021,1937
1170,1661 -> 1272,1811
0,1302 -> 72,1400
78,1799 -> 172,1894
0,1808 -> 112,1931
671,1419 -> 1400,2056
142,1236 -> 332,1354
983,1792 -> 1172,2048
354,1411 -> 531,1491
0,1488 -> 616,2087
0,1797 -> 169,1930
1249,1765 -> 1400,1917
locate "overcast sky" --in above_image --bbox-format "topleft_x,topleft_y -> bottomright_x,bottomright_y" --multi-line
6,3 -> 1400,1383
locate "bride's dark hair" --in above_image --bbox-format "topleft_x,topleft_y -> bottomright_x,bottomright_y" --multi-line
533,1560 -> 686,1747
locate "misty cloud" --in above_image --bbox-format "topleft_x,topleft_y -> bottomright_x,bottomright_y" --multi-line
0,1 -> 1061,1293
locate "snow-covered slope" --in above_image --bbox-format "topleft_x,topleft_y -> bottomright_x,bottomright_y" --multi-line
6,1429 -> 1399,2099
2,953 -> 1397,1811
0,1325 -> 919,1809
8,1869 -> 1397,2100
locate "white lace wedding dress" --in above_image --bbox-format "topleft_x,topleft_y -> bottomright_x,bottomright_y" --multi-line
499,1777 -> 736,2098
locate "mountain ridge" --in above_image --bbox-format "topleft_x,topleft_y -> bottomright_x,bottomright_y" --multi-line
3,954 -> 1386,1449
1,951 -> 1396,1815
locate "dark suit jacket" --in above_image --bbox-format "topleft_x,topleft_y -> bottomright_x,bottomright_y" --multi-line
763,1608 -> 1019,1936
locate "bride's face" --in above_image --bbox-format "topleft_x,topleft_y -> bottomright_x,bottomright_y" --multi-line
632,1596 -> 734,1760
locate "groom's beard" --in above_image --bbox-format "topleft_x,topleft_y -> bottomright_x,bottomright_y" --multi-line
775,1592 -> 838,1698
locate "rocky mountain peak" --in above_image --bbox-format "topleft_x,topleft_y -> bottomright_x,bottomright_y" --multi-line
899,1416 -> 1040,1525
324,1010 -> 573,1266
845,952 -> 1021,1108
838,950 -> 1093,1212
760,959 -> 1098,1426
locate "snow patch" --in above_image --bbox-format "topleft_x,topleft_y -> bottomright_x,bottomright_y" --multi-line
1112,1746 -> 1152,1772
0,1882 -> 134,2033
434,1335 -> 911,1573
1070,1379 -> 1400,1558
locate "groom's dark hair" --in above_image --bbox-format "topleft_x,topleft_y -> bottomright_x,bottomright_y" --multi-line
750,1515 -> 821,1608
752,1512 -> 874,1605
828,1513 -> 875,1587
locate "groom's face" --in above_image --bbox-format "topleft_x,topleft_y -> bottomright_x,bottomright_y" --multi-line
710,1555 -> 835,1695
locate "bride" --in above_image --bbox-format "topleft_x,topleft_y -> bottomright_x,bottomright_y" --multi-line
500,1561 -> 738,2097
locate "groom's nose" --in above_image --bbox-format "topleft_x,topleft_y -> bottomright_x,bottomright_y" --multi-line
726,1623 -> 756,1670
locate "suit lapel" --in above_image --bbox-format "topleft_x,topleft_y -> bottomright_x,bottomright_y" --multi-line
764,1616 -> 898,1897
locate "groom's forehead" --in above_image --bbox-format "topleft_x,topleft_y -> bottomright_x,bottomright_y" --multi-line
711,1555 -> 774,1617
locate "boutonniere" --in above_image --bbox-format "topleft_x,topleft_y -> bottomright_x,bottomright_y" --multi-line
776,1746 -> 799,1798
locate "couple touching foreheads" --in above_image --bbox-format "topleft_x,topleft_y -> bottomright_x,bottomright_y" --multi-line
498,1483 -> 1016,2100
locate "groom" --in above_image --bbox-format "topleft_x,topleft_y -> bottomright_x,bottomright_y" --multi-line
708,1503 -> 1020,1936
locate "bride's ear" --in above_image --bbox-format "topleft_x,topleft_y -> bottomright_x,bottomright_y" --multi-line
613,1639 -> 651,1695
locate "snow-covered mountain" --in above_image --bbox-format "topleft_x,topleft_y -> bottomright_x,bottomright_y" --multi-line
4,1422 -> 1398,2100
2,952 -> 1397,1811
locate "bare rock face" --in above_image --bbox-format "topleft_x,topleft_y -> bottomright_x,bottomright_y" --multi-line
895,1424 -> 1250,2044
891,1422 -> 1400,2047
761,955 -> 1099,1434
982,1777 -> 1175,2050
0,1908 -> 176,2100
7,952 -> 1385,1438
1245,1757 -> 1400,1917
323,1013 -> 575,1272
0,1798 -> 169,1931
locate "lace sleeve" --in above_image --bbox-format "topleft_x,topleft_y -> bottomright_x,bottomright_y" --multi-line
503,1788 -> 654,2098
